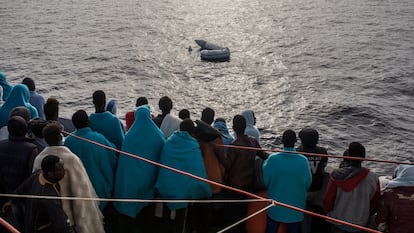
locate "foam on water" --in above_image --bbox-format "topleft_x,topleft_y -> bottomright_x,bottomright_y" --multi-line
1,0 -> 413,175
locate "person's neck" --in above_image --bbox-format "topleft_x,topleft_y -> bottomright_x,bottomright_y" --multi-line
95,107 -> 105,113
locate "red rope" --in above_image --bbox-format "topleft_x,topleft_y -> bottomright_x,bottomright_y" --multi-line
217,144 -> 414,165
0,217 -> 19,233
62,131 -> 381,233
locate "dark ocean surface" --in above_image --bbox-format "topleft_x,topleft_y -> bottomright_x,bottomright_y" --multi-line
1,0 -> 413,175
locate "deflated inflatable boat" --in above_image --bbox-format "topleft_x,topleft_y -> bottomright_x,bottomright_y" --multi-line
195,39 -> 230,62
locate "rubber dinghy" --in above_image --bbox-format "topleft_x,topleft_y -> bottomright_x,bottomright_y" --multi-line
195,39 -> 230,62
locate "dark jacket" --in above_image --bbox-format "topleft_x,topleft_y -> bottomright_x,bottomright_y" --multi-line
0,136 -> 38,205
297,145 -> 328,191
220,134 -> 266,191
14,173 -> 74,233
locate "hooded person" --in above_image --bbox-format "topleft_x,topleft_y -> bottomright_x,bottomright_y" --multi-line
113,105 -> 166,232
241,109 -> 260,143
155,119 -> 212,232
323,142 -> 380,233
0,72 -> 13,101
213,117 -> 234,152
32,123 -> 104,233
64,110 -> 118,211
0,84 -> 38,128
375,165 -> 414,233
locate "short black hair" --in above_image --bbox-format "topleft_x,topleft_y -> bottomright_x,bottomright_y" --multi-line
22,77 -> 35,91
28,118 -> 47,138
232,114 -> 246,135
201,107 -> 215,125
41,155 -> 60,173
178,109 -> 190,120
93,90 -> 106,108
298,127 -> 319,147
158,96 -> 172,113
7,116 -> 28,137
180,119 -> 195,134
9,106 -> 31,122
282,129 -> 297,147
348,142 -> 366,158
43,122 -> 63,146
72,110 -> 89,129
44,98 -> 59,121
136,97 -> 148,107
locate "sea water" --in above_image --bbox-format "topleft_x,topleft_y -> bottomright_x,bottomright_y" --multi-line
1,0 -> 413,175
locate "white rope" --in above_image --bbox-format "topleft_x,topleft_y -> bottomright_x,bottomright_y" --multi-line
216,203 -> 274,233
0,193 -> 271,204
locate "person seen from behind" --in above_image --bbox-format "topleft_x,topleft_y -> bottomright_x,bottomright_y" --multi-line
375,164 -> 414,233
2,155 -> 75,233
323,142 -> 380,233
297,127 -> 328,233
263,129 -> 312,233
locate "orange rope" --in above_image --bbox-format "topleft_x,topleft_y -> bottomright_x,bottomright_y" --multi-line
217,144 -> 414,165
0,217 -> 19,233
62,131 -> 381,233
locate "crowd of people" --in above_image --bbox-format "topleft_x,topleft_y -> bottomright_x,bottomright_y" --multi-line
0,72 -> 414,233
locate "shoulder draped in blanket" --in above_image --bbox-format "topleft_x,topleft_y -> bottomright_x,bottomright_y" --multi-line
32,146 -> 104,233
64,127 -> 118,210
156,131 -> 212,210
113,105 -> 166,217
0,84 -> 38,127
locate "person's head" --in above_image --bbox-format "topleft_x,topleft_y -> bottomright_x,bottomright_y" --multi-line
158,96 -> 172,114
41,155 -> 65,183
9,106 -> 31,122
344,142 -> 365,167
136,97 -> 148,107
348,142 -> 366,157
92,90 -> 106,111
28,118 -> 47,138
8,84 -> 30,102
44,98 -> 59,121
282,129 -> 297,148
72,110 -> 89,129
241,109 -> 256,125
232,114 -> 246,135
178,109 -> 190,120
22,77 -> 36,91
298,127 -> 319,148
7,116 -> 28,137
201,107 -> 215,125
42,122 -> 63,146
180,119 -> 195,134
